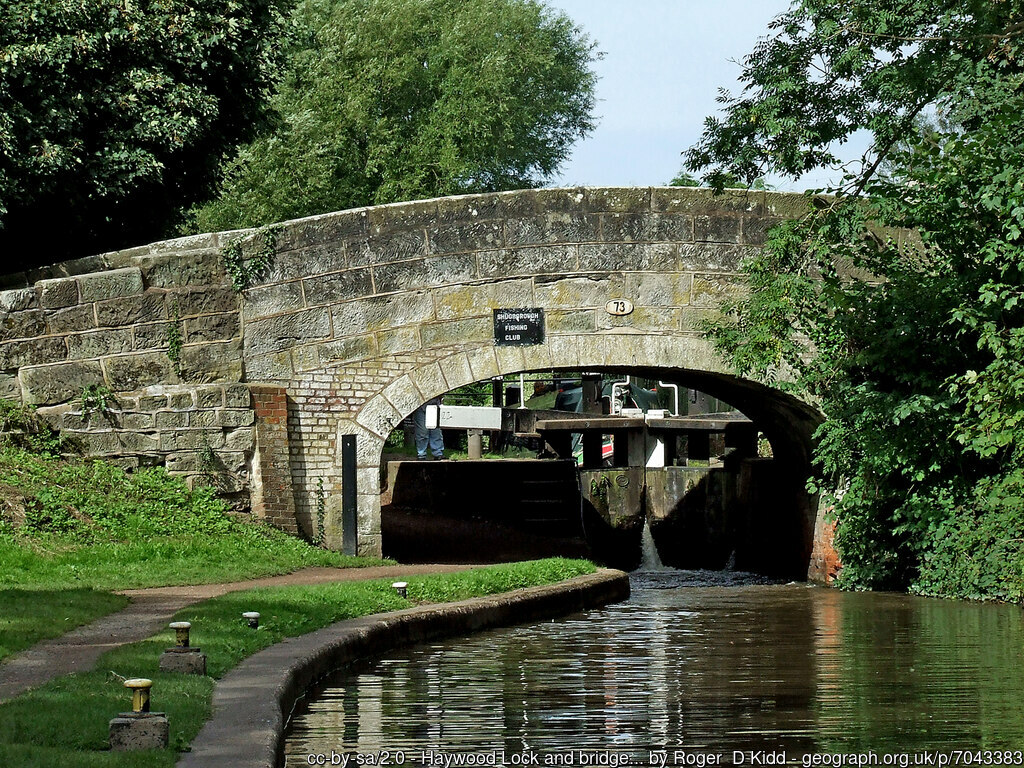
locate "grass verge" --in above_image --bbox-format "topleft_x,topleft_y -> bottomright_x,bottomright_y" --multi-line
0,532 -> 384,592
0,440 -> 389,654
0,558 -> 596,767
0,589 -> 129,663
0,444 -> 388,592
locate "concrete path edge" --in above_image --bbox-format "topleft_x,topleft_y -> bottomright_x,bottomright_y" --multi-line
177,568 -> 630,768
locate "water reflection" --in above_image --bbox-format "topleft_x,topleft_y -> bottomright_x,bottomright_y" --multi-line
285,576 -> 1024,765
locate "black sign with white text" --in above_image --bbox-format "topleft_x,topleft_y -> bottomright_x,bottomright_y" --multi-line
493,308 -> 546,346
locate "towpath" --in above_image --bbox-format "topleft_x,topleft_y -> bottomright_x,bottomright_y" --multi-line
0,564 -> 471,703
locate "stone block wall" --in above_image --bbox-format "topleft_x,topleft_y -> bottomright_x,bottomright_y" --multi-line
237,186 -> 785,386
0,188 -> 829,567
0,234 -> 253,497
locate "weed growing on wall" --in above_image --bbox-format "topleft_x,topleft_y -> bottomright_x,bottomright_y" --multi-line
79,383 -> 114,425
222,224 -> 281,291
589,475 -> 610,503
315,476 -> 326,546
0,400 -> 73,456
165,305 -> 183,376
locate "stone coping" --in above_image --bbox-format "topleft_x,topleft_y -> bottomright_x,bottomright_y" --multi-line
177,569 -> 630,768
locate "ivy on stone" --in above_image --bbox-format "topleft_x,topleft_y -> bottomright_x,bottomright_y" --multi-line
315,477 -> 326,547
166,307 -> 183,377
80,384 -> 115,426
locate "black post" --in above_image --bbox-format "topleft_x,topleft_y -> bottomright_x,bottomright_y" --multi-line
341,435 -> 357,556
582,431 -> 604,468
612,429 -> 629,467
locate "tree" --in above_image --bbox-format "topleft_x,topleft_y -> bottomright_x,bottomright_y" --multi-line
668,169 -> 769,189
669,170 -> 701,187
192,0 -> 598,231
686,1 -> 1024,599
0,1 -> 291,267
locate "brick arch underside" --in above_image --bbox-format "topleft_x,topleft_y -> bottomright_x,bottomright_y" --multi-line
303,333 -> 821,568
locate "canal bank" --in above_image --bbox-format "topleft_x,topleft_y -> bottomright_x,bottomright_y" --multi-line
178,569 -> 630,768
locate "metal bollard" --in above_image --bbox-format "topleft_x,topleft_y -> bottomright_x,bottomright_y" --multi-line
170,621 -> 191,648
160,621 -> 206,675
110,678 -> 168,750
124,678 -> 152,713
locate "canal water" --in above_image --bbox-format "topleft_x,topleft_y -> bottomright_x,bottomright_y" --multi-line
284,572 -> 1024,766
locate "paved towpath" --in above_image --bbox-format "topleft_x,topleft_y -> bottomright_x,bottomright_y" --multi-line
0,564 -> 471,703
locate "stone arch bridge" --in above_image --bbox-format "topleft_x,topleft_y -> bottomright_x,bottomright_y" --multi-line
0,186 -> 833,576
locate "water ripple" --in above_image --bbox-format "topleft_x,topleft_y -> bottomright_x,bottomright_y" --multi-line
286,583 -> 1024,765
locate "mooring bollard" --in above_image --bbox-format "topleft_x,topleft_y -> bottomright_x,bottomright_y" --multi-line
242,611 -> 261,628
392,581 -> 408,599
109,678 -> 169,751
171,621 -> 191,648
159,621 -> 207,675
125,678 -> 152,713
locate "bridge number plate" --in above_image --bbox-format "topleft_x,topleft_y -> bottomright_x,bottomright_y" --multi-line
493,308 -> 545,346
605,298 -> 634,316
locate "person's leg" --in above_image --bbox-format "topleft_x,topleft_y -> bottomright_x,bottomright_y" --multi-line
413,406 -> 428,458
428,426 -> 444,458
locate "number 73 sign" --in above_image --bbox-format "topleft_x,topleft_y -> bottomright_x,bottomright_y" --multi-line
605,299 -> 634,316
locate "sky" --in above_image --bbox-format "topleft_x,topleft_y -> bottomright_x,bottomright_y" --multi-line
543,0 -> 871,192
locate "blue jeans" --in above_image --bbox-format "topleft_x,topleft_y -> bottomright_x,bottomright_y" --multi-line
413,404 -> 444,457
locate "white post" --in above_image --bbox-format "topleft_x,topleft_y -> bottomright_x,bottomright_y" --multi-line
467,429 -> 483,459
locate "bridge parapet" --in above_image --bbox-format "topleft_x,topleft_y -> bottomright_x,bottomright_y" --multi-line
0,187 -> 818,557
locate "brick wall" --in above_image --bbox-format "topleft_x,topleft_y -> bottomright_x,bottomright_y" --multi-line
249,384 -> 298,534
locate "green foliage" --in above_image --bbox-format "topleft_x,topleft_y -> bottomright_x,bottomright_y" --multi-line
0,446 -> 237,540
79,384 -> 114,425
0,437 -> 387,591
669,170 -> 702,187
192,0 -> 598,231
221,224 -> 280,291
690,0 -> 1024,599
0,0 -> 292,265
670,169 -> 769,189
0,400 -> 71,457
684,0 -> 1015,192
448,380 -> 495,406
197,441 -> 217,476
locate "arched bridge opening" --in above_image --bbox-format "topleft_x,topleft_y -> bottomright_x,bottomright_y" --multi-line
374,363 -> 821,581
